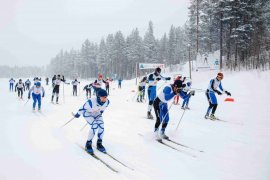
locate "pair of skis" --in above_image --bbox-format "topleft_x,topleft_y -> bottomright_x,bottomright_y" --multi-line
78,145 -> 133,173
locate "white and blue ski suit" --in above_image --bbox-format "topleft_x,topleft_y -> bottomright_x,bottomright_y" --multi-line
205,78 -> 224,115
74,97 -> 110,142
28,85 -> 45,109
153,85 -> 177,133
147,72 -> 170,113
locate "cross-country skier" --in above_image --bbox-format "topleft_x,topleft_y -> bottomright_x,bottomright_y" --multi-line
15,79 -> 25,99
25,79 -> 31,91
83,83 -> 93,99
137,77 -> 147,102
71,79 -> 80,96
28,82 -> 45,111
181,81 -> 194,109
153,80 -> 190,140
9,78 -> 15,92
73,89 -> 110,154
93,74 -> 106,95
173,75 -> 185,105
205,72 -> 231,120
146,67 -> 171,119
51,75 -> 65,104
45,77 -> 49,85
118,79 -> 122,88
105,78 -> 111,95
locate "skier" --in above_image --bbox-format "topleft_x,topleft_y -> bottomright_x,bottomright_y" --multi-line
153,80 -> 188,140
146,67 -> 171,119
52,75 -> 56,87
45,77 -> 49,85
137,77 -> 147,102
73,89 -> 110,154
83,83 -> 93,99
25,79 -> 31,91
173,75 -> 185,105
15,79 -> 25,99
105,78 -> 111,95
205,72 -> 231,120
9,78 -> 15,92
118,79 -> 122,89
28,82 -> 45,111
71,79 -> 80,96
51,75 -> 65,104
93,74 -> 106,95
180,81 -> 194,110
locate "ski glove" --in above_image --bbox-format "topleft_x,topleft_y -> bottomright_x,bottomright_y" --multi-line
225,91 -> 231,96
156,78 -> 161,81
74,113 -> 80,118
166,77 -> 171,80
217,91 -> 222,95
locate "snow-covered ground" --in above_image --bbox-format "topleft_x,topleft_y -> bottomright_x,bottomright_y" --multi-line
1,69 -> 270,180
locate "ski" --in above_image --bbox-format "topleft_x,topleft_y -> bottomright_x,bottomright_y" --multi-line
78,145 -> 118,173
164,139 -> 204,153
157,140 -> 196,158
205,117 -> 243,125
101,152 -> 134,171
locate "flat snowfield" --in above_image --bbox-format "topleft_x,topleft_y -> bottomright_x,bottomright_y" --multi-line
1,70 -> 270,180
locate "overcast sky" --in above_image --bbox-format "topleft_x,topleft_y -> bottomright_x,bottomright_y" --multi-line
0,0 -> 190,67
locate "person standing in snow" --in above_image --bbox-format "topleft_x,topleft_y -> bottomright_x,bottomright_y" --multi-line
15,79 -> 25,99
25,79 -> 31,91
105,78 -> 111,95
71,79 -> 80,96
9,78 -> 15,92
73,89 -> 110,154
28,82 -> 45,111
45,77 -> 49,85
146,67 -> 171,119
137,77 -> 147,103
118,79 -> 122,89
205,72 -> 231,120
153,80 -> 190,140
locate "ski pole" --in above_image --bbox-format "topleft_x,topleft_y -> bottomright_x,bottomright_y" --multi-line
80,123 -> 87,131
61,113 -> 76,128
191,88 -> 206,92
24,99 -> 30,106
175,109 -> 186,131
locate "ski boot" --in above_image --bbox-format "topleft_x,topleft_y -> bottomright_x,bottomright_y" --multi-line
181,106 -> 185,110
56,97 -> 59,104
204,113 -> 209,119
154,130 -> 162,141
85,140 -> 94,154
97,139 -> 106,153
210,114 -> 218,120
160,132 -> 169,139
147,111 -> 154,119
185,106 -> 190,110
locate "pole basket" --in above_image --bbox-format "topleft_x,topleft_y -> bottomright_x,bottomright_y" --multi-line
224,97 -> 234,102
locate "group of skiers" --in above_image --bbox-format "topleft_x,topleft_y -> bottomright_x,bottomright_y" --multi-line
8,69 -> 231,155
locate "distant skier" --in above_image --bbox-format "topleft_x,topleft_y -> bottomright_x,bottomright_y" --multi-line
153,80 -> 187,140
205,72 -> 231,120
83,83 -> 93,99
118,79 -> 122,89
28,82 -> 45,111
45,77 -> 49,85
146,67 -> 171,119
73,89 -> 110,154
141,76 -> 147,100
25,79 -> 31,91
71,79 -> 80,96
9,78 -> 15,92
15,79 -> 25,99
93,74 -> 106,95
105,78 -> 111,95
51,75 -> 65,104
